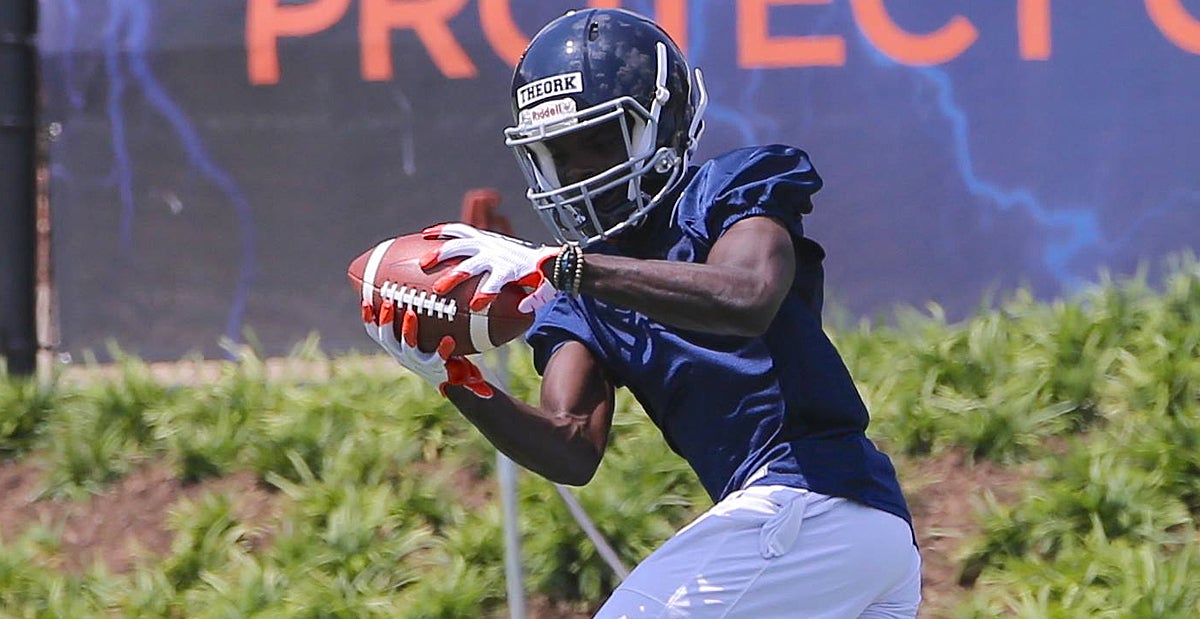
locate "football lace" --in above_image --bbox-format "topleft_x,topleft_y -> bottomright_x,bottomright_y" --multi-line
378,281 -> 458,321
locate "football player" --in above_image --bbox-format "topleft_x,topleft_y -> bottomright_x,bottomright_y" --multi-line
365,8 -> 921,618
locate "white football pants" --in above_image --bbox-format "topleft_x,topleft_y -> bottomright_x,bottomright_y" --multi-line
593,485 -> 921,618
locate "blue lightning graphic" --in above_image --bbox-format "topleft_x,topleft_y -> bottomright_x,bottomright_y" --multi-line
102,2 -> 135,248
686,3 -> 845,150
64,0 -> 258,353
58,0 -> 86,111
42,0 -> 1196,348
1112,188 -> 1200,250
862,47 -> 1103,287
683,0 -> 772,147
692,1 -> 1108,289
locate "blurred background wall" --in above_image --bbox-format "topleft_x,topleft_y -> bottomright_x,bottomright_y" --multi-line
36,0 -> 1200,360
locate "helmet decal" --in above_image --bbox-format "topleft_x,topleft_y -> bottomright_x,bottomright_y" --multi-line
516,72 -> 583,109
517,98 -> 578,131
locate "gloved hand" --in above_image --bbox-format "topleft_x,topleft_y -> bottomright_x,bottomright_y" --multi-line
363,297 -> 494,398
421,223 -> 561,313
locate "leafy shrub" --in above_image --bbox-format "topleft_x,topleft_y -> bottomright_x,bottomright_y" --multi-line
0,376 -> 59,459
0,253 -> 1198,616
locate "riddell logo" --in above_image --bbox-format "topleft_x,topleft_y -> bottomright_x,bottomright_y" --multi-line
517,72 -> 583,108
519,98 -> 577,128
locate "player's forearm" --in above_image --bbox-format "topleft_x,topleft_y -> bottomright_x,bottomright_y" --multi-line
576,253 -> 778,336
444,386 -> 602,485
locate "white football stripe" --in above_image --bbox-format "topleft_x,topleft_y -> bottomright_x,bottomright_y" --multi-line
361,239 -> 394,308
470,304 -> 492,353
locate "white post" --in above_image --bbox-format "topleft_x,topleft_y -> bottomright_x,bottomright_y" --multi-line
457,191 -> 526,617
553,484 -> 630,580
489,345 -> 526,619
483,343 -> 628,616
498,452 -> 525,618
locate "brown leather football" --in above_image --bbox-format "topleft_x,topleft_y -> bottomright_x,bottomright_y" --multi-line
348,233 -> 534,355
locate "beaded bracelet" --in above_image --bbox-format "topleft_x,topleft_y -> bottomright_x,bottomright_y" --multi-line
554,244 -> 572,291
571,244 -> 584,297
552,248 -> 566,290
552,242 -> 583,296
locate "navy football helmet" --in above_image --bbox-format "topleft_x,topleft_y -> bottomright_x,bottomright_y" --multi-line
504,8 -> 708,245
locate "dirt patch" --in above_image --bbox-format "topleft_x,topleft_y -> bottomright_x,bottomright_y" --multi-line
524,596 -> 594,619
0,460 -> 283,574
903,448 -> 1031,618
410,458 -> 497,512
0,460 -> 49,540
0,446 -> 1030,617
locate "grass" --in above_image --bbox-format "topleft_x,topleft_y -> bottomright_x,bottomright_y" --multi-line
0,253 -> 1197,616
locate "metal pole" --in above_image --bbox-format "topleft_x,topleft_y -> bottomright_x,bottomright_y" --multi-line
461,189 -> 526,617
553,484 -> 630,580
0,0 -> 38,376
491,344 -> 527,619
498,458 -> 526,617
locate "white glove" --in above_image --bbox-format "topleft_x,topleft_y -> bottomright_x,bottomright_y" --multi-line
363,298 -> 493,399
421,223 -> 561,313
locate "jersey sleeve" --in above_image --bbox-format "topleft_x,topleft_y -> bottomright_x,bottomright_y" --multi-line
688,144 -> 824,243
524,295 -> 607,377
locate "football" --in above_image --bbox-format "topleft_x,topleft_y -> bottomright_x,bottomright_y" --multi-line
348,233 -> 535,356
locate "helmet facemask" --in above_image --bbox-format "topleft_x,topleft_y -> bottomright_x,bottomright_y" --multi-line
506,41 -> 708,246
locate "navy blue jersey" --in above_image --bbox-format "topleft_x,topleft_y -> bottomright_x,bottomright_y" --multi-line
525,144 -> 912,529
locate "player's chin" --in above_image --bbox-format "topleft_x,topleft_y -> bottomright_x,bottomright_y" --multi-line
555,192 -> 633,240
591,195 -> 636,232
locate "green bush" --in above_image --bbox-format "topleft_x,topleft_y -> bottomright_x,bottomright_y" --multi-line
0,376 -> 58,459
0,253 -> 1197,616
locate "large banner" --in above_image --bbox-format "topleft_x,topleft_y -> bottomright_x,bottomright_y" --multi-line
39,1 -> 1200,360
